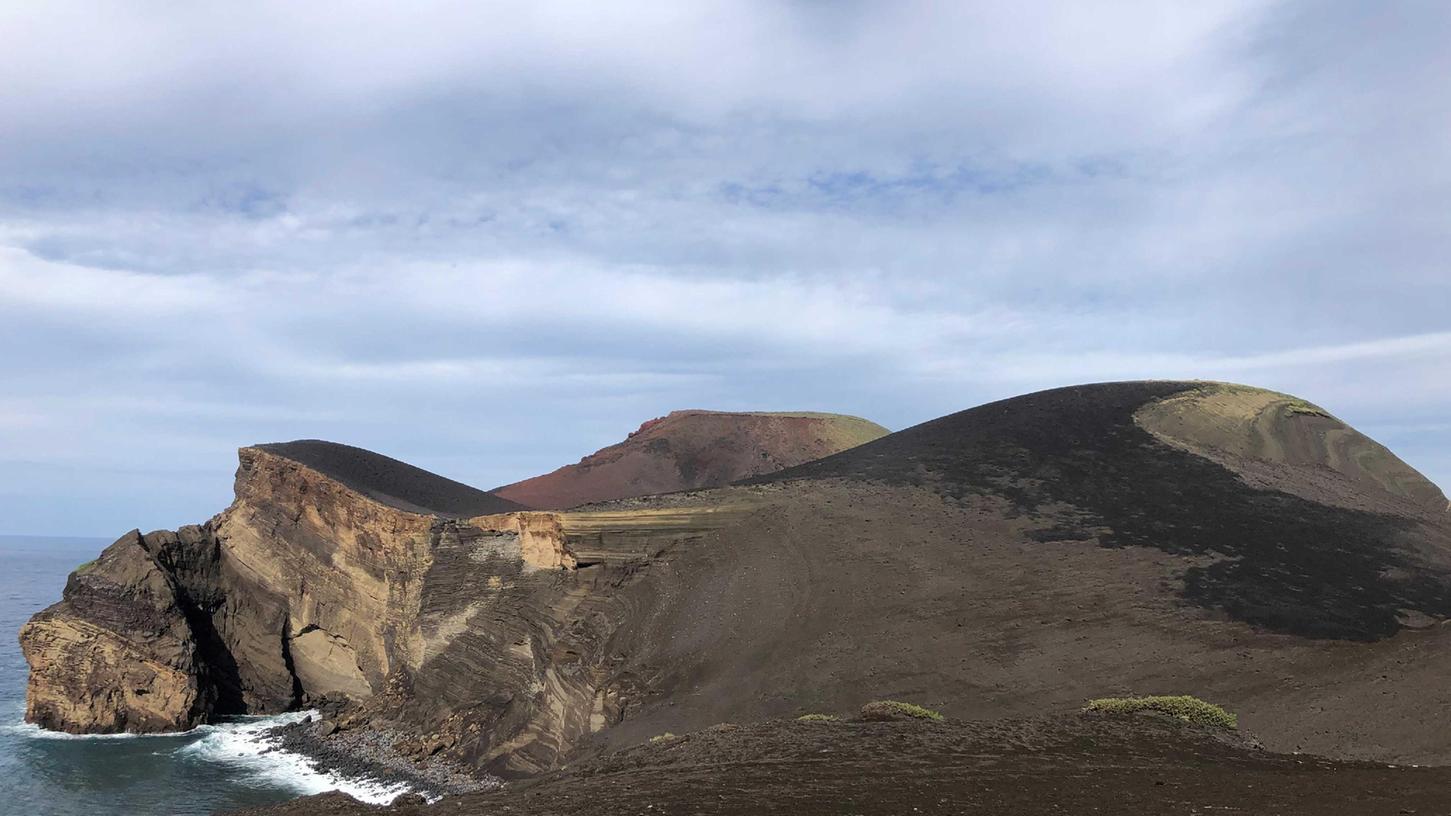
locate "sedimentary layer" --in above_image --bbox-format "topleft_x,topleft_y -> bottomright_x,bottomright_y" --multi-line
19,443 -> 753,770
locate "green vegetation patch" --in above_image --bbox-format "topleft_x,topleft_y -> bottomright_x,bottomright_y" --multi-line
1282,402 -> 1331,418
75,560 -> 97,574
647,732 -> 677,743
796,713 -> 839,722
1083,695 -> 1238,729
860,700 -> 944,722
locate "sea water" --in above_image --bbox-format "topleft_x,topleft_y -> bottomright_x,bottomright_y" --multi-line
0,536 -> 408,816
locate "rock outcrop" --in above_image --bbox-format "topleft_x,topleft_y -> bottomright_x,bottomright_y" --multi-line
19,443 -> 524,733
18,439 -> 754,773
20,527 -> 214,733
493,410 -> 888,508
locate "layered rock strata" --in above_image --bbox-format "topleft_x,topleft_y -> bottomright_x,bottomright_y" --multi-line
21,444 -> 742,774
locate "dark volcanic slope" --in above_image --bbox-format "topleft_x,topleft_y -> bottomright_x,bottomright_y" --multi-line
756,381 -> 1451,641
239,715 -> 1451,816
253,440 -> 527,517
494,410 -> 887,509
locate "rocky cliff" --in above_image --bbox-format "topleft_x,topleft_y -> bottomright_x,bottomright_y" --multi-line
493,410 -> 888,508
19,443 -> 523,733
17,439 -> 757,775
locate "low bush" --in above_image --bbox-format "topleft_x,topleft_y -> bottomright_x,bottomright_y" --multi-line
1083,695 -> 1237,729
796,713 -> 839,722
860,700 -> 944,722
647,732 -> 677,743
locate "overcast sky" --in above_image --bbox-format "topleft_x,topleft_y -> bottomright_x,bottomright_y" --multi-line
2,1 -> 1448,536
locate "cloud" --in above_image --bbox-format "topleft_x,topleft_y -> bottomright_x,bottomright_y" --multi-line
0,1 -> 1448,534
950,331 -> 1451,384
0,246 -> 226,314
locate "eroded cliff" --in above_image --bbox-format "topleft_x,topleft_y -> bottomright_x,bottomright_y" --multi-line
19,442 -> 745,774
20,447 -> 447,731
20,527 -> 214,732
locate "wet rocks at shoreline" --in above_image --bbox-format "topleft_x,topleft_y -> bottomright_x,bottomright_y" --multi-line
269,717 -> 501,799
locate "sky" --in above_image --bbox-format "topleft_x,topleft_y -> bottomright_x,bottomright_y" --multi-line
1,1 -> 1448,536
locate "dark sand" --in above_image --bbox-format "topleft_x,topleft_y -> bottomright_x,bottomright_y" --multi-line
254,440 -> 527,517
237,714 -> 1451,815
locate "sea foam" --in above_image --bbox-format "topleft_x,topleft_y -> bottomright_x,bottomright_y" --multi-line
178,711 -> 414,805
4,711 -> 414,805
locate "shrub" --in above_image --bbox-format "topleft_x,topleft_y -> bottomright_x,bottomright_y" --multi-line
860,700 -> 944,722
647,732 -> 677,743
796,713 -> 839,722
1083,695 -> 1237,729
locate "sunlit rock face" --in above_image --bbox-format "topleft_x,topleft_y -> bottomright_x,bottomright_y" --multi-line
20,445 -> 502,733
18,440 -> 739,776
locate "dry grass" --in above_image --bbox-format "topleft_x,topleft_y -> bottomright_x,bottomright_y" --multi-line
1084,695 -> 1237,729
860,701 -> 944,722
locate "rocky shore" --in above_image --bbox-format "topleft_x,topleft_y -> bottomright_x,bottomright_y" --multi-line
268,714 -> 500,800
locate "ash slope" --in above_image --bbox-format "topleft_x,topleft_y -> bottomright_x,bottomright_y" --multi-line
493,410 -> 887,508
238,715 -> 1451,816
255,441 -> 527,516
574,381 -> 1451,768
755,380 -> 1451,641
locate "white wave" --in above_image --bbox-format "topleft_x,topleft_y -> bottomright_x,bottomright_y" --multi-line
178,711 -> 415,805
0,721 -> 197,740
3,711 -> 421,805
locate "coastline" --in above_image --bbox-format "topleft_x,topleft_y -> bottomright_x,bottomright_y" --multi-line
266,716 -> 501,802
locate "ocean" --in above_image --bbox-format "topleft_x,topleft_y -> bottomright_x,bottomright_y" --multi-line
0,536 -> 406,816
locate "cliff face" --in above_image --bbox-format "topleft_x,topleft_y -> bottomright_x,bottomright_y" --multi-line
18,443 -> 741,774
20,527 -> 214,732
493,410 -> 888,509
19,448 -> 441,731
368,505 -> 744,775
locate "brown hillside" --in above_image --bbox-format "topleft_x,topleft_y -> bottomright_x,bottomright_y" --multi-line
492,410 -> 888,508
23,381 -> 1451,812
